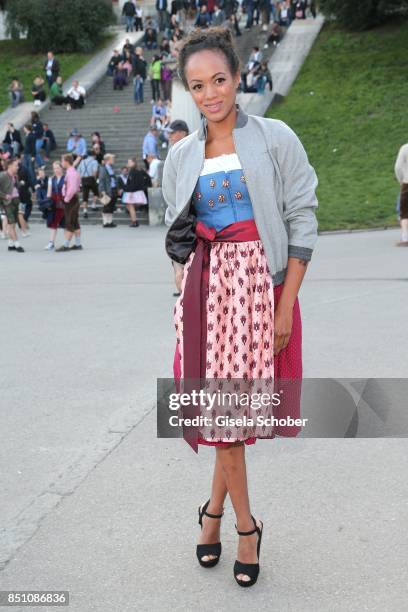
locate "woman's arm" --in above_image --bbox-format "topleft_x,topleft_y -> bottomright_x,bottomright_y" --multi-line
274,258 -> 307,355
274,122 -> 319,355
162,145 -> 185,288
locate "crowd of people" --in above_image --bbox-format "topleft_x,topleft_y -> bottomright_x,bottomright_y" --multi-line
7,51 -> 87,111
0,113 -> 192,253
1,0 -> 318,253
119,0 -> 317,36
5,1 -> 316,111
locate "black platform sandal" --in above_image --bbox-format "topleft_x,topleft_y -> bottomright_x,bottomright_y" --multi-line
196,499 -> 224,568
233,515 -> 263,587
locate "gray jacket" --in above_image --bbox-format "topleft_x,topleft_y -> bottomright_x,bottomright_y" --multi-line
162,104 -> 319,286
98,164 -> 115,196
0,171 -> 14,206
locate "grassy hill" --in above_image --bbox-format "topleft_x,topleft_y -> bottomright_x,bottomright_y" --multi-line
0,36 -> 113,115
267,20 -> 408,231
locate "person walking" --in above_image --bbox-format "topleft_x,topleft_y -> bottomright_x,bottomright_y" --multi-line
31,111 -> 45,167
149,55 -> 162,102
142,127 -> 159,170
98,154 -> 118,228
55,155 -> 82,251
122,157 -> 149,227
394,141 -> 408,246
160,61 -> 173,102
122,0 -> 136,31
162,26 -> 318,588
44,161 -> 66,251
132,46 -> 148,104
77,151 -> 99,219
156,0 -> 168,31
22,124 -> 37,188
0,158 -> 25,252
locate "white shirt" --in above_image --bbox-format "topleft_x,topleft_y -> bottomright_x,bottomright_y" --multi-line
46,59 -> 53,76
67,85 -> 86,100
148,158 -> 162,186
395,143 -> 408,184
200,153 -> 242,176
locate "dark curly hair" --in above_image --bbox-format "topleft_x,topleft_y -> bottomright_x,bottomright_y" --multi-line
177,26 -> 241,90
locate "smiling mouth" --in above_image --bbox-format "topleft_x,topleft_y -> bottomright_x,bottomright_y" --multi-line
205,102 -> 222,111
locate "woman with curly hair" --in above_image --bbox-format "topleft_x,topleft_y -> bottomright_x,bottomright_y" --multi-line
162,26 -> 319,588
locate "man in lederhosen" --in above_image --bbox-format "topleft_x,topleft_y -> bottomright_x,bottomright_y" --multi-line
55,154 -> 83,252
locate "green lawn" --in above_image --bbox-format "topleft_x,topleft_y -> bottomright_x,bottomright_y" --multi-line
0,36 -> 113,114
267,20 -> 408,231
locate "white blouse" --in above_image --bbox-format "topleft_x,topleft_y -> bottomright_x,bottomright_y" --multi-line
200,153 -> 242,176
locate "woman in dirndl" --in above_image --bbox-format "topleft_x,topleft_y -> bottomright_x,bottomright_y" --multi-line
163,26 -> 318,588
122,157 -> 149,228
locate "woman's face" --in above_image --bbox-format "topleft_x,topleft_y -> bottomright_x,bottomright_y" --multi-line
53,164 -> 62,176
184,49 -> 240,123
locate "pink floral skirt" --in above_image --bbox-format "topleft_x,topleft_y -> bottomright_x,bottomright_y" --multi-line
173,239 -> 302,446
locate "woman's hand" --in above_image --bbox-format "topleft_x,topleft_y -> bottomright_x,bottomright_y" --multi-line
174,268 -> 184,292
273,302 -> 293,356
172,261 -> 184,292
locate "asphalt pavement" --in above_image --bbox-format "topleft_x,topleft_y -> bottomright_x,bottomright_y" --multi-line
0,223 -> 407,611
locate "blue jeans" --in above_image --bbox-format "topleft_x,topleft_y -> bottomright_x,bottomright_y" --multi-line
22,154 -> 36,188
125,15 -> 134,32
256,76 -> 267,93
246,5 -> 254,27
35,139 -> 44,166
134,78 -> 144,103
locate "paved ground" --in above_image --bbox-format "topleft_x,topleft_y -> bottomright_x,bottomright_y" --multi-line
0,225 -> 407,611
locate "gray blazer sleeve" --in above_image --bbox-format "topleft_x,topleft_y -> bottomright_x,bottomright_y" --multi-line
162,146 -> 185,272
162,146 -> 178,228
276,121 -> 319,261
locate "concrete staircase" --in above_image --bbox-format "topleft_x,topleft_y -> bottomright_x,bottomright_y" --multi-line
28,22 -> 278,226
29,42 -> 159,226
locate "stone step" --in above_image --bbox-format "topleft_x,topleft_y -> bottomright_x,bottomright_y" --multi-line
33,22 -> 281,221
28,208 -> 149,226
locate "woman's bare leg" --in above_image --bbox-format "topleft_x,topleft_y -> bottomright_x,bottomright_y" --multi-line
126,203 -> 137,222
216,442 -> 261,582
18,213 -> 28,232
198,450 -> 228,562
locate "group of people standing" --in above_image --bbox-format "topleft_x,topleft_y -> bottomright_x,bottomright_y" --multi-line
0,154 -> 83,253
7,51 -> 87,112
107,38 -> 175,106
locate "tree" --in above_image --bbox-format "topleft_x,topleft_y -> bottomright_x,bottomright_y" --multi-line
319,0 -> 408,30
6,0 -> 115,52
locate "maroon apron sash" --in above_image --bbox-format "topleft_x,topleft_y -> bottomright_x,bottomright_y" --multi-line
182,219 -> 260,452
